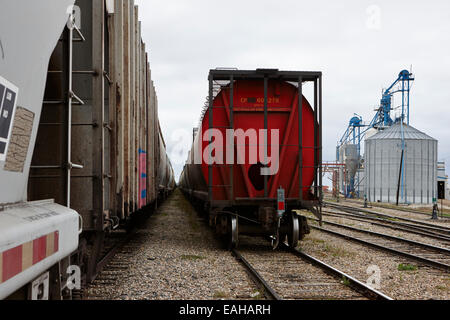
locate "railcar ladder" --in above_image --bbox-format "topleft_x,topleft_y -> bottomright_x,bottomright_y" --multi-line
31,12 -> 87,208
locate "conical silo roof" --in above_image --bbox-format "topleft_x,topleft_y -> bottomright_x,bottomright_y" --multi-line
366,122 -> 436,141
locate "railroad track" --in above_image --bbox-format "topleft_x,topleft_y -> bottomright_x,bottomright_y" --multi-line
326,197 -> 449,218
325,202 -> 450,236
307,217 -> 450,272
95,230 -> 137,278
85,229 -> 146,299
87,211 -> 154,287
232,238 -> 392,300
322,210 -> 450,243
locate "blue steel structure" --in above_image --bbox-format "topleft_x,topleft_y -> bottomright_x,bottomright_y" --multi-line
337,70 -> 415,198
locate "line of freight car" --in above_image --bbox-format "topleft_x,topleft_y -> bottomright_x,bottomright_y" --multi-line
180,68 -> 323,250
0,0 -> 175,300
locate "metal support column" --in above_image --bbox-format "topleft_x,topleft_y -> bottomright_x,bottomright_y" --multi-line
319,75 -> 323,203
263,77 -> 268,198
229,75 -> 234,201
106,8 -> 116,221
92,0 -> 106,229
313,79 -> 318,198
298,77 -> 303,201
88,0 -> 106,282
208,74 -> 213,203
407,78 -> 410,125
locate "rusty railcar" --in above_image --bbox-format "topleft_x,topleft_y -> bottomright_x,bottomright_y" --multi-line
25,0 -> 174,291
180,69 -> 322,249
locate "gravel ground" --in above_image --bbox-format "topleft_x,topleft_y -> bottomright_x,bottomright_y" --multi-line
237,237 -> 367,300
325,196 -> 450,226
361,206 -> 450,226
317,210 -> 450,250
299,227 -> 450,300
86,190 -> 258,300
85,190 -> 449,300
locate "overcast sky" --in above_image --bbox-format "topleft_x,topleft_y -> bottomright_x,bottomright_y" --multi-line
134,0 -> 450,182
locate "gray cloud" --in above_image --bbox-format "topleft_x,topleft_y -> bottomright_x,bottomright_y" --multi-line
135,0 -> 450,182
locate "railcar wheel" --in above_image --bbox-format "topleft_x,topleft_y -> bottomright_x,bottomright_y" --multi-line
277,232 -> 287,249
228,215 -> 238,249
287,211 -> 300,248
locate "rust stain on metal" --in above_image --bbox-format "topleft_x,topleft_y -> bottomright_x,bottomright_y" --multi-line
4,107 -> 35,173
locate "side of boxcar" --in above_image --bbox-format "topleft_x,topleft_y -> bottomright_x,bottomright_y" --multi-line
0,0 -> 81,300
27,0 -> 173,286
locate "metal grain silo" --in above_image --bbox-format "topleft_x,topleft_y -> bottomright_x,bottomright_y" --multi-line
364,123 -> 437,204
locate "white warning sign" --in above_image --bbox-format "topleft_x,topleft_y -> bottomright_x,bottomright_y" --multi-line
0,75 -> 19,162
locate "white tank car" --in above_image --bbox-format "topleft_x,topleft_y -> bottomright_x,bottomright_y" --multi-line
0,0 -> 80,300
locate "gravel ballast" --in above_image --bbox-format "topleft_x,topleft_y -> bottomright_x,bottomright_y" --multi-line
86,190 -> 257,300
325,197 -> 450,226
299,228 -> 450,300
86,191 -> 449,300
318,210 -> 450,250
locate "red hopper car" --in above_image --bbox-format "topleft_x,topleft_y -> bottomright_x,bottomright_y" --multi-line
180,69 -> 322,248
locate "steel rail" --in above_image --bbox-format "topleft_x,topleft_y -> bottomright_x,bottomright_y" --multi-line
310,225 -> 450,272
325,202 -> 450,235
231,249 -> 282,300
94,228 -> 140,282
233,246 -> 390,300
308,217 -> 450,254
281,243 -> 393,300
326,209 -> 450,240
322,210 -> 450,242
328,197 -> 449,218
326,201 -> 450,233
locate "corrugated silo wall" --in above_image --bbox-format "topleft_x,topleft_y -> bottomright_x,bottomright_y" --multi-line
365,138 -> 437,204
